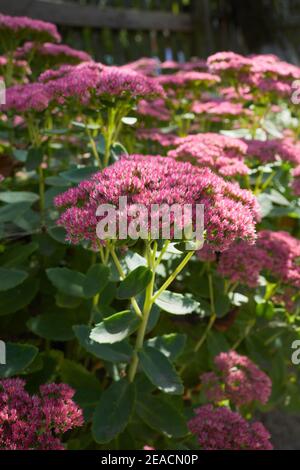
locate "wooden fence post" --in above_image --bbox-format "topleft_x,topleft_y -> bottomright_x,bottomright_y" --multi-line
192,0 -> 215,57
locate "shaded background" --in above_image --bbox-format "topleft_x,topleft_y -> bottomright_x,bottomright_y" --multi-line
1,0 -> 300,64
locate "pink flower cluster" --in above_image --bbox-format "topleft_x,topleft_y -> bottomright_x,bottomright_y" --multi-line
0,14 -> 61,44
16,42 -> 92,64
218,230 -> 300,288
54,154 -> 258,250
5,82 -> 52,113
136,128 -> 178,147
157,71 -> 220,88
208,51 -> 253,74
122,57 -> 160,76
245,138 -> 300,166
208,51 -> 300,97
188,404 -> 273,450
4,62 -> 164,113
192,98 -> 250,118
0,378 -> 83,450
292,165 -> 300,195
123,57 -> 208,76
201,351 -> 272,406
137,99 -> 171,121
161,58 -> 207,72
167,133 -> 249,177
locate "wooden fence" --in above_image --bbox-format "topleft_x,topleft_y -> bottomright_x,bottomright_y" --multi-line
1,0 -> 299,64
0,0 -> 215,63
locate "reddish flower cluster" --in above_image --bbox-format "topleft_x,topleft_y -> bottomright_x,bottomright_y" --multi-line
0,14 -> 61,44
218,230 -> 300,288
188,404 -> 273,450
167,133 -> 249,177
0,379 -> 83,450
16,42 -> 92,64
201,351 -> 272,406
55,154 -> 259,250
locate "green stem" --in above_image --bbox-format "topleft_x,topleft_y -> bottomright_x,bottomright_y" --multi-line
154,240 -> 170,268
86,126 -> 102,168
5,50 -> 14,87
128,242 -> 156,382
103,108 -> 117,167
38,165 -> 45,226
195,313 -> 217,353
109,245 -> 142,318
151,250 -> 194,303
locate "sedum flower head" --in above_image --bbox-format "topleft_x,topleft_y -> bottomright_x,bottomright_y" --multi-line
55,154 -> 258,250
0,378 -> 83,450
218,230 -> 300,288
188,404 -> 273,450
201,351 -> 272,406
16,42 -> 92,64
0,14 -> 61,44
167,133 -> 249,177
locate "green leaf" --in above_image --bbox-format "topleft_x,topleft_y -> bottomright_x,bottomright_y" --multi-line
214,293 -> 231,318
90,310 -> 140,344
121,117 -> 137,126
60,359 -> 100,393
48,226 -> 68,244
146,334 -> 186,362
55,293 -> 82,309
27,312 -> 76,341
268,189 -> 290,207
207,331 -> 230,359
138,346 -> 184,395
0,202 -> 32,223
0,343 -> 38,378
257,193 -> 273,218
26,147 -> 43,171
155,290 -> 199,315
60,359 -> 101,409
83,264 -> 110,298
46,267 -> 86,298
0,242 -> 38,267
0,192 -> 39,204
117,266 -> 152,299
13,149 -> 27,162
73,325 -> 133,363
0,268 -> 28,291
60,167 -> 97,183
111,142 -> 128,161
0,278 -> 39,316
123,250 -> 147,271
137,394 -> 188,438
92,379 -> 135,444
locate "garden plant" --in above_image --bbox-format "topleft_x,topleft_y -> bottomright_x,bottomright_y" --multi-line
0,13 -> 300,450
